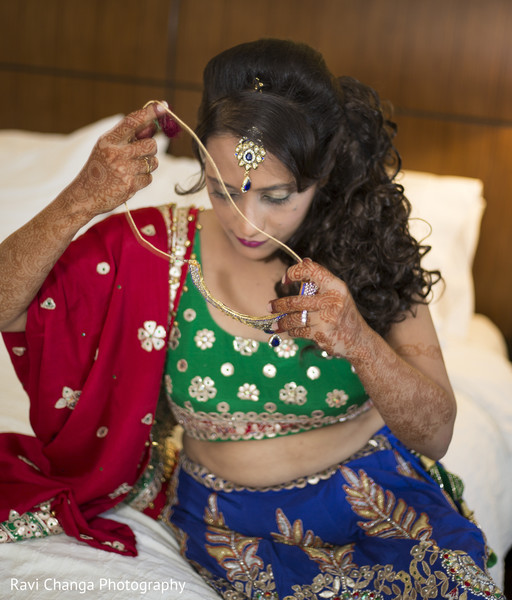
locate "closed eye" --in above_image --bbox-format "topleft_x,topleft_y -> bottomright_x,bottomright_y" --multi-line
262,194 -> 292,205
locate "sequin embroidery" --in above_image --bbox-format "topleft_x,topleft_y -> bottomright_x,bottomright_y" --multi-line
189,376 -> 217,402
195,329 -> 216,350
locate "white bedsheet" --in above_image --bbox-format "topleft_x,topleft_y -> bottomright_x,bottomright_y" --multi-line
1,116 -> 511,596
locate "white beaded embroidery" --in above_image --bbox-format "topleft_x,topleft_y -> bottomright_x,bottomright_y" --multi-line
183,308 -> 196,322
141,224 -> 156,236
279,382 -> 307,405
221,362 -> 235,376
54,386 -> 82,410
138,321 -> 166,351
96,262 -> 111,275
273,339 -> 298,358
194,328 -> 216,350
307,366 -> 321,380
96,426 -> 109,438
177,359 -> 188,372
108,482 -> 132,499
263,364 -> 277,378
326,389 -> 349,408
141,413 -> 153,425
168,324 -> 181,350
233,337 -> 259,356
237,383 -> 260,402
189,376 -> 217,402
41,298 -> 56,310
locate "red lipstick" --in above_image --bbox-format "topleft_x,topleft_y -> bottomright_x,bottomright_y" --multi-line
237,237 -> 265,248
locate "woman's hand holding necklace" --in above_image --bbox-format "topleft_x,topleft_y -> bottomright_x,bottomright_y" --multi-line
66,103 -> 165,219
268,258 -> 371,361
268,258 -> 456,460
0,103 -> 165,331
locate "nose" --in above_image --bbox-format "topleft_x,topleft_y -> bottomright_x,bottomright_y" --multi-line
236,196 -> 265,238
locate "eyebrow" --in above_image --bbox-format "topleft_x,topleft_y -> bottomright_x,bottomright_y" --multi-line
206,175 -> 295,193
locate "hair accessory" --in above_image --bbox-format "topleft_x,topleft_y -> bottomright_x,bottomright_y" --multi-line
234,136 -> 266,193
253,77 -> 264,92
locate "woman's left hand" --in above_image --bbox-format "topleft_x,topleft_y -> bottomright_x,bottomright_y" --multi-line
269,258 -> 370,359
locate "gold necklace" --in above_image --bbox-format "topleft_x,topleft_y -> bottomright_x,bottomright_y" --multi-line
125,101 -> 316,346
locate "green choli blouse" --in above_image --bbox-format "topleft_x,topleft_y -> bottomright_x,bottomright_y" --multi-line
164,232 -> 372,442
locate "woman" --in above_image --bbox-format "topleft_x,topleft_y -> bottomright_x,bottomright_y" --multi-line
0,39 -> 502,599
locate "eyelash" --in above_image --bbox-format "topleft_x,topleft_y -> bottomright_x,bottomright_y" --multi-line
210,190 -> 291,205
263,194 -> 291,205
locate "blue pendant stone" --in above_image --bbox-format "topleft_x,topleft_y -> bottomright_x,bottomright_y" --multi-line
269,334 -> 281,347
244,151 -> 253,162
242,176 -> 251,192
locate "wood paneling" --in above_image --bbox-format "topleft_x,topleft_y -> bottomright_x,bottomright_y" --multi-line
0,0 -> 176,131
1,0 -> 511,346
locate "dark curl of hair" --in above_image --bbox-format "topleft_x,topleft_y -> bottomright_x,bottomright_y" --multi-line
183,39 -> 440,338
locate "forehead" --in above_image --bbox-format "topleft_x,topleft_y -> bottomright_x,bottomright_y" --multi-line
204,134 -> 294,187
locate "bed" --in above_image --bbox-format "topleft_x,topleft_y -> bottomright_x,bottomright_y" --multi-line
1,116 -> 511,598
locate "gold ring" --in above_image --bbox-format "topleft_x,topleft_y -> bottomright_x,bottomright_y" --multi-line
301,310 -> 308,326
143,156 -> 151,174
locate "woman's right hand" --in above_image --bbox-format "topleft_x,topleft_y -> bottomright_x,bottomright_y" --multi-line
0,102 -> 168,332
66,102 -> 167,218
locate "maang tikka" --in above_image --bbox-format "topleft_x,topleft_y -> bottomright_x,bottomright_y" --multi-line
234,134 -> 266,193
234,77 -> 266,193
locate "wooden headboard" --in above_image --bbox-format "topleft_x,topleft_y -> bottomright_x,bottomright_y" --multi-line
1,0 -> 511,348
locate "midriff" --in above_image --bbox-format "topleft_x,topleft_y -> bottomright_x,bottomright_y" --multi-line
182,405 -> 384,487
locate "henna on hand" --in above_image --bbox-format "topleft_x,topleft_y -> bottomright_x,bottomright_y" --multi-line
269,259 -> 456,459
269,258 -> 371,360
0,103 -> 166,330
69,105 -> 164,218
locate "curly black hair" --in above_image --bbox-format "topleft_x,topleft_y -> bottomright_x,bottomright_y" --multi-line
181,38 -> 440,337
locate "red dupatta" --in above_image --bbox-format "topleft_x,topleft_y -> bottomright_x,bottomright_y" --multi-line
0,204 -> 199,556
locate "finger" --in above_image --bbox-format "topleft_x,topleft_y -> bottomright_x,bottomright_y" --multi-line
285,258 -> 332,288
105,102 -> 167,145
287,325 -> 314,339
276,310 -> 316,333
269,294 -> 319,314
134,155 -> 158,176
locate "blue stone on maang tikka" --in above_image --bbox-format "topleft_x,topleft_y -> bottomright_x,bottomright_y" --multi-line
242,175 -> 251,193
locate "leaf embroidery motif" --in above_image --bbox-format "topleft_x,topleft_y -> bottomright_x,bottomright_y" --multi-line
203,494 -> 264,584
272,508 -> 322,548
340,466 -> 433,540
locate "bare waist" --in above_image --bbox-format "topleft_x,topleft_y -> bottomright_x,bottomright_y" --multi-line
182,406 -> 384,488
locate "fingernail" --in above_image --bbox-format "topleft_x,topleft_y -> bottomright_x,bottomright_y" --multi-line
267,302 -> 273,313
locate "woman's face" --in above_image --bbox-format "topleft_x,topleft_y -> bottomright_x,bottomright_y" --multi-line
204,134 -> 316,261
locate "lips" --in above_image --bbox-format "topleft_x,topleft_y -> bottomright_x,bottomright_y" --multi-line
236,237 -> 266,248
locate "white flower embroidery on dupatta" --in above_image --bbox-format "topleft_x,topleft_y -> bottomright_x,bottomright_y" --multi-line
138,321 -> 166,352
55,386 -> 82,410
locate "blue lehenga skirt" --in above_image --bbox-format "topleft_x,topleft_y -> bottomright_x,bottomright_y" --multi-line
163,427 -> 503,600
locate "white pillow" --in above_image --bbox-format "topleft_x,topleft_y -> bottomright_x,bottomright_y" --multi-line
397,170 -> 485,343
